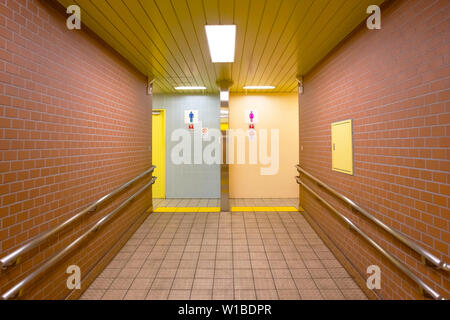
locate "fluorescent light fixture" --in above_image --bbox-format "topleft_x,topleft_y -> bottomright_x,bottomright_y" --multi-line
220,91 -> 229,102
174,86 -> 206,90
205,25 -> 236,63
243,86 -> 276,90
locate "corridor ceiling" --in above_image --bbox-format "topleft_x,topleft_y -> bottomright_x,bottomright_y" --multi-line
57,0 -> 385,93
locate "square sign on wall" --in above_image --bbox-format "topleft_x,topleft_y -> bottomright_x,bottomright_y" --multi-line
244,109 -> 258,124
184,110 -> 199,124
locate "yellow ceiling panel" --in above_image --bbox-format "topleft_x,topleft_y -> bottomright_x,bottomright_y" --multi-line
56,0 -> 386,93
238,0 -> 283,90
169,0 -> 216,89
245,0 -> 302,88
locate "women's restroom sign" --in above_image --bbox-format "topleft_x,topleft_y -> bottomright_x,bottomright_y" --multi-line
245,109 -> 259,129
245,109 -> 258,129
185,110 -> 199,129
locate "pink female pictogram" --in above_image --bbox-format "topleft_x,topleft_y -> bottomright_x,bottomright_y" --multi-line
249,111 -> 254,123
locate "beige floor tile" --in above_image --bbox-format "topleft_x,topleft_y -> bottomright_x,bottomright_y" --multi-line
152,278 -> 174,290
286,259 -> 306,269
290,268 -> 311,279
299,289 -> 323,300
233,252 -> 250,260
334,278 -> 360,289
172,278 -> 194,290
216,252 -> 232,260
156,268 -> 177,278
254,278 -> 276,290
179,260 -> 198,268
234,259 -> 252,269
124,290 -> 148,300
284,252 -> 302,260
98,268 -> 121,278
252,269 -> 272,278
248,245 -> 265,252
130,278 -> 154,290
278,289 -> 300,300
213,289 -> 234,300
250,252 -> 267,260
234,278 -> 255,290
308,268 -> 329,278
107,260 -> 127,269
124,259 -> 146,269
109,278 -> 133,290
146,289 -> 169,300
271,268 -> 292,279
118,268 -> 140,279
137,268 -> 158,279
305,260 -> 324,269
215,268 -> 233,279
341,289 -> 368,300
294,278 -> 317,290
176,268 -> 196,278
166,252 -> 183,259
215,260 -> 233,269
327,267 -> 351,279
101,289 -> 127,300
256,290 -> 278,300
190,289 -> 212,300
274,278 -> 297,290
214,278 -> 233,290
161,259 -> 181,269
193,278 -> 214,290
251,260 -> 270,269
168,290 -> 191,300
197,260 -> 215,269
235,289 -> 256,300
234,268 -> 253,278
314,278 -> 338,290
200,252 -> 217,260
80,289 -> 105,300
195,268 -> 214,278
89,277 -> 113,290
320,289 -> 345,300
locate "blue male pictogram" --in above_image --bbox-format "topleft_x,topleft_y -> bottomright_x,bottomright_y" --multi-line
189,111 -> 194,123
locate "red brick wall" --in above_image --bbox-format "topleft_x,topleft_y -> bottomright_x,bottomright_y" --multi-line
0,0 -> 153,299
299,0 -> 449,299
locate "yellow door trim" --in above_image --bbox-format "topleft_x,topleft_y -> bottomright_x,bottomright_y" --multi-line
152,109 -> 165,198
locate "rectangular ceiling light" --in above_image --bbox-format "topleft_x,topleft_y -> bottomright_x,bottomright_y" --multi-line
243,86 -> 276,90
175,86 -> 206,90
205,25 -> 236,63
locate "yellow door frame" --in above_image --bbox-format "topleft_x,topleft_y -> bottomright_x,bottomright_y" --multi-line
152,109 -> 165,198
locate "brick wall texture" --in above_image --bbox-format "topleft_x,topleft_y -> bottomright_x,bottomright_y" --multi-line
299,0 -> 449,299
0,0 -> 153,299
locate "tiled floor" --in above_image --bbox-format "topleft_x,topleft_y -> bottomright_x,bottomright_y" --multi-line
152,198 -> 300,209
80,199 -> 367,300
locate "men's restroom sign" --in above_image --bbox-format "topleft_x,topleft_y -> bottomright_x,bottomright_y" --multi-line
185,110 -> 199,129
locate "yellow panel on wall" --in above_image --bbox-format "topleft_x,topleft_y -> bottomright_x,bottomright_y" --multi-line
331,119 -> 353,175
152,110 -> 165,198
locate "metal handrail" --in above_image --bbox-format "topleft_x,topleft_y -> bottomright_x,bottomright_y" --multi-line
1,176 -> 157,300
0,166 -> 156,270
296,165 -> 449,273
296,176 -> 444,300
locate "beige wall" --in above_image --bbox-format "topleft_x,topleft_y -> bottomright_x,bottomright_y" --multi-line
229,93 -> 299,198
